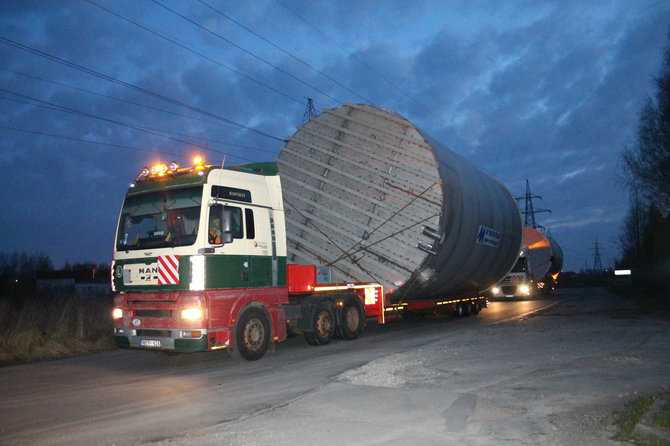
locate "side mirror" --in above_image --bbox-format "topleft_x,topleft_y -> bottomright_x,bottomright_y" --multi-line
209,204 -> 233,246
221,231 -> 233,244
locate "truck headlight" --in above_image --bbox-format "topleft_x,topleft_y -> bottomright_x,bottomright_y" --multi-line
491,287 -> 500,295
519,284 -> 530,295
112,308 -> 123,319
181,308 -> 202,320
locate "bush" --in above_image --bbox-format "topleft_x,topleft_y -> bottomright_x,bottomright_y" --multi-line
0,292 -> 116,366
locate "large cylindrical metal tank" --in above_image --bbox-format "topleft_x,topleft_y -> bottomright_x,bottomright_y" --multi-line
522,226 -> 564,280
277,103 -> 522,302
547,237 -> 564,276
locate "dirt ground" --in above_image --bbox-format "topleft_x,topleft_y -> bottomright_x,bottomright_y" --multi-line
163,288 -> 670,445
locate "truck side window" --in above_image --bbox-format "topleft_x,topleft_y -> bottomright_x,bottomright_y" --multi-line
245,209 -> 255,239
209,205 -> 243,244
227,206 -> 243,239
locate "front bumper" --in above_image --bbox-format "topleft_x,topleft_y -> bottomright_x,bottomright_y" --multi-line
113,327 -> 222,352
490,285 -> 531,298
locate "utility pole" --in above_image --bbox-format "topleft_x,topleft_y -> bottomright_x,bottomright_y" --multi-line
516,179 -> 551,230
303,98 -> 317,124
592,239 -> 603,273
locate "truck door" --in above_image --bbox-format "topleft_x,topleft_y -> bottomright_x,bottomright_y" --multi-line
207,204 -> 249,289
245,207 -> 278,287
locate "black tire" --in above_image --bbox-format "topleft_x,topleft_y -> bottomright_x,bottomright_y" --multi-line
234,307 -> 270,361
454,303 -> 465,317
338,301 -> 364,340
304,301 -> 335,346
471,301 -> 480,315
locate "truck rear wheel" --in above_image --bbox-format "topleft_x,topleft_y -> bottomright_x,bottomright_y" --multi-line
471,301 -> 481,314
338,301 -> 364,340
235,307 -> 270,361
304,302 -> 335,346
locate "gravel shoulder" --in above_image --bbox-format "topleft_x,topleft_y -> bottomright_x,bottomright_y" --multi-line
162,288 -> 670,445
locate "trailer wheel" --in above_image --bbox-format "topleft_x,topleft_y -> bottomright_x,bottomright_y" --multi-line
471,301 -> 481,314
235,307 -> 270,361
454,303 -> 465,317
304,302 -> 335,346
338,301 -> 364,340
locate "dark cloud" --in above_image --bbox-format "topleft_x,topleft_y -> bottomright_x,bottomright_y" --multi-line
0,0 -> 668,270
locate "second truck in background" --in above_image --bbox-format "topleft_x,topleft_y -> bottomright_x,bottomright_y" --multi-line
490,226 -> 564,299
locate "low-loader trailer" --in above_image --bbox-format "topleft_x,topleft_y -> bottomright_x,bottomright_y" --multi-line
112,104 -> 523,360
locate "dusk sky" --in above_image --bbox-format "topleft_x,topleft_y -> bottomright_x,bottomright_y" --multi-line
1,1 -> 669,272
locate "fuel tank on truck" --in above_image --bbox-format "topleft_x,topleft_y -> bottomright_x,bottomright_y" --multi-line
276,103 -> 522,302
523,226 -> 563,280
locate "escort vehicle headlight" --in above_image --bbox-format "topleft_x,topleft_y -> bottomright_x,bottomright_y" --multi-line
181,308 -> 202,320
112,308 -> 123,320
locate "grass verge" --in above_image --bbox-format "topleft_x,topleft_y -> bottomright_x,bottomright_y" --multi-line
0,292 -> 116,366
615,394 -> 670,445
608,284 -> 670,319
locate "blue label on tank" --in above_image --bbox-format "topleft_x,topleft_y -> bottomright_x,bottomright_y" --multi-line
476,225 -> 501,248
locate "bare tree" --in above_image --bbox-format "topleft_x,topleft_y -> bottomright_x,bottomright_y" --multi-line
623,35 -> 670,214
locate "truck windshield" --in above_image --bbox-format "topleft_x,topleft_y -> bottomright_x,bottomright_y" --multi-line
116,187 -> 202,251
511,257 -> 527,273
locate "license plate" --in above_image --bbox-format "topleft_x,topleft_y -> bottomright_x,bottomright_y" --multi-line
140,339 -> 161,348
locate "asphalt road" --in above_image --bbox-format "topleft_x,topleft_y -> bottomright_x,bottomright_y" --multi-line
1,288 -> 668,445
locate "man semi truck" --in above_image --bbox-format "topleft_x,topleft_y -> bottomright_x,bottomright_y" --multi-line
112,104 -> 523,360
490,226 -> 563,299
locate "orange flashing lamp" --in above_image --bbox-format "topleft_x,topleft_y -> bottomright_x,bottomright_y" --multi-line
193,156 -> 205,169
151,163 -> 168,176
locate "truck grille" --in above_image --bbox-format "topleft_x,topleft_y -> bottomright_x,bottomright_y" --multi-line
135,310 -> 172,318
502,286 -> 516,295
136,329 -> 171,337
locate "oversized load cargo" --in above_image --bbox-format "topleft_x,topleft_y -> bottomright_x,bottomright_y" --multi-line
277,103 -> 523,302
547,237 -> 564,277
522,226 -> 564,282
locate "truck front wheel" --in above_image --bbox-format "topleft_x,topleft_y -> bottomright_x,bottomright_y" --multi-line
235,307 -> 270,361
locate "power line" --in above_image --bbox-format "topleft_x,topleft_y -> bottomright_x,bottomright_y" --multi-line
303,97 -> 317,123
516,179 -> 551,230
0,124 -> 258,164
84,0 -> 304,108
150,0 -> 345,106
0,89 -> 222,154
0,35 -> 287,143
0,124 -> 182,157
198,0 -> 374,105
275,0 -> 443,121
592,239 -> 603,273
1,66 -> 278,156
0,66 -> 238,133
